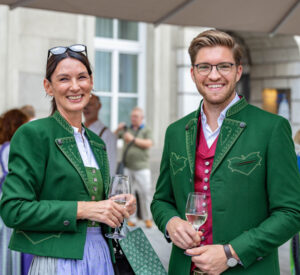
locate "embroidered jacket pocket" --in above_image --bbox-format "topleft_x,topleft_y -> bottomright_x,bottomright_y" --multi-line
227,152 -> 262,176
170,152 -> 188,176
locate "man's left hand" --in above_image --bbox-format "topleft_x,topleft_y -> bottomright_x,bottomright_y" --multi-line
186,245 -> 228,275
124,132 -> 135,143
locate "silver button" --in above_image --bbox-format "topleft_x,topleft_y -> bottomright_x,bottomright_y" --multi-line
240,122 -> 246,128
204,177 -> 208,182
190,178 -> 192,183
203,185 -> 208,191
257,257 -> 263,261
202,202 -> 207,207
91,196 -> 96,200
91,221 -> 96,226
93,178 -> 97,182
63,220 -> 70,226
204,169 -> 209,174
92,169 -> 96,174
93,187 -> 97,192
205,161 -> 210,166
57,139 -> 63,145
201,236 -> 206,241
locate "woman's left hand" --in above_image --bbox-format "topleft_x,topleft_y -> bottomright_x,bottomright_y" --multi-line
110,194 -> 136,215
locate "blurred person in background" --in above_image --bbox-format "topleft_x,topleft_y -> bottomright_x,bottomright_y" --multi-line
0,108 -> 29,275
20,105 -> 36,122
0,44 -> 136,275
83,94 -> 117,176
115,107 -> 153,228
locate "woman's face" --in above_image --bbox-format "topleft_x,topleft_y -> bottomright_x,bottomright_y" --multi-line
44,57 -> 93,118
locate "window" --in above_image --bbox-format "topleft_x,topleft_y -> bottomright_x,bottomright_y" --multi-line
94,18 -> 146,129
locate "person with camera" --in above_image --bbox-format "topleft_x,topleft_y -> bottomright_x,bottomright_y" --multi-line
115,107 -> 153,228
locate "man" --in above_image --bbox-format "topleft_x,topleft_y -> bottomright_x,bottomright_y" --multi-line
151,29 -> 300,275
115,107 -> 153,228
83,94 -> 117,176
20,104 -> 36,121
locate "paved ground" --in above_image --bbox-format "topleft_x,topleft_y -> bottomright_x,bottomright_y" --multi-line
133,221 -> 291,274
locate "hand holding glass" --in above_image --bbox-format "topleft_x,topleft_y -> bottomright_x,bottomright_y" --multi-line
105,175 -> 130,240
185,192 -> 207,232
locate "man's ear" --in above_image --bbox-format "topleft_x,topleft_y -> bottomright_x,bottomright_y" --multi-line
235,65 -> 243,83
44,78 -> 53,96
190,66 -> 196,83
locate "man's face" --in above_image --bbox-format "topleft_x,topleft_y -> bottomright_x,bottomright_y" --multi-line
191,46 -> 243,108
83,96 -> 101,121
131,110 -> 143,127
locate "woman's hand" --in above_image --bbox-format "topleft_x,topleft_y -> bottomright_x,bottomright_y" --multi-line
77,200 -> 130,228
109,194 -> 136,216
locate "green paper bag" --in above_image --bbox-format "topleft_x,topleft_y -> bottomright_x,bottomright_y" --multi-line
119,227 -> 168,275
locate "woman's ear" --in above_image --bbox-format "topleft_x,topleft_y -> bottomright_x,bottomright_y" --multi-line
44,78 -> 53,96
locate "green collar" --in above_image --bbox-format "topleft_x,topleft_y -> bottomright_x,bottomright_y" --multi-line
52,111 -> 90,137
194,95 -> 248,119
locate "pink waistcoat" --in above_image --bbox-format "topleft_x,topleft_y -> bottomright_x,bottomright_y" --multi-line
194,120 -> 218,246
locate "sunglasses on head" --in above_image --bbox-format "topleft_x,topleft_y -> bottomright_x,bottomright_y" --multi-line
47,44 -> 87,59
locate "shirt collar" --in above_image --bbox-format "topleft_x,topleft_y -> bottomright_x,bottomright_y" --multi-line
200,93 -> 240,130
72,126 -> 85,136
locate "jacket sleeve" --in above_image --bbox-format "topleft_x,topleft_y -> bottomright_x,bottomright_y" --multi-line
0,124 -> 78,232
230,117 -> 300,268
151,126 -> 181,235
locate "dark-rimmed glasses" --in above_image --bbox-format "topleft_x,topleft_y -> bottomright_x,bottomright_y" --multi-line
47,44 -> 87,59
194,62 -> 236,76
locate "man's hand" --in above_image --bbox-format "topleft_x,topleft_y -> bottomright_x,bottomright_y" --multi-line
124,132 -> 135,143
166,217 -> 201,249
186,245 -> 228,275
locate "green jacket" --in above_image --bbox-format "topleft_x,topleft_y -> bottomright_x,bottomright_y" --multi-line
151,97 -> 300,275
0,111 -> 114,260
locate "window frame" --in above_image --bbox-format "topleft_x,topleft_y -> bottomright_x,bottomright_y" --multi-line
93,19 -> 146,130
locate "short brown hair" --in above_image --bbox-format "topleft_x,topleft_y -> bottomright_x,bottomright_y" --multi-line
0,109 -> 29,143
188,29 -> 243,66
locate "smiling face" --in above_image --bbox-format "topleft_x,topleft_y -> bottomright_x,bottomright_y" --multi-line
44,57 -> 93,122
191,46 -> 242,110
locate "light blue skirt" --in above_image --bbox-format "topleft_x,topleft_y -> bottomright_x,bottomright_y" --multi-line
29,227 -> 114,275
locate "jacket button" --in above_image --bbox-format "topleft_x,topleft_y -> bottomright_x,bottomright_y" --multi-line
256,257 -> 263,261
185,125 -> 189,130
63,220 -> 70,226
239,122 -> 246,128
57,139 -> 63,145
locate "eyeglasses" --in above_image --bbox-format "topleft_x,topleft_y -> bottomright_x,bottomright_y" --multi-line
194,62 -> 236,76
47,44 -> 87,59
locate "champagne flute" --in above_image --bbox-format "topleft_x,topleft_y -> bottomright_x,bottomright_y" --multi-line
184,192 -> 207,256
105,174 -> 130,240
185,192 -> 207,233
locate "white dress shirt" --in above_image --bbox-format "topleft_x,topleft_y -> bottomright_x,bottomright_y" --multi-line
72,126 -> 99,169
201,93 -> 240,148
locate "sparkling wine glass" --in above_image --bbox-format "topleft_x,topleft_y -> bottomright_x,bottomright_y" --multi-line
105,174 -> 130,240
185,192 -> 208,232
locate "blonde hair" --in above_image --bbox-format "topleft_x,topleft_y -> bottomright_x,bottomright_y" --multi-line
188,29 -> 243,66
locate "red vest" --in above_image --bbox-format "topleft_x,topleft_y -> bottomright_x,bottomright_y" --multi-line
194,119 -> 218,246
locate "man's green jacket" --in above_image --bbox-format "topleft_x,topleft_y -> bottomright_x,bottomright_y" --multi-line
0,111 -> 114,260
151,97 -> 300,275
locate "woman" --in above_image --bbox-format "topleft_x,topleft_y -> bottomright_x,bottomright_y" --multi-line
0,109 -> 29,275
0,44 -> 136,274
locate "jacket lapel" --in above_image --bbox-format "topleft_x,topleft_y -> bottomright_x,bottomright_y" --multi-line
211,97 -> 248,176
52,112 -> 91,195
185,107 -> 201,178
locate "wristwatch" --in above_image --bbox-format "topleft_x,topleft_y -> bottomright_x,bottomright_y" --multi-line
223,244 -> 238,267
